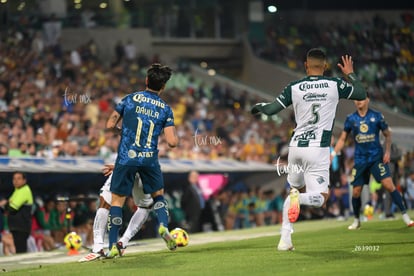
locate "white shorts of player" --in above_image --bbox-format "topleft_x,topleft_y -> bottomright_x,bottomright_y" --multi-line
286,147 -> 330,193
101,174 -> 154,208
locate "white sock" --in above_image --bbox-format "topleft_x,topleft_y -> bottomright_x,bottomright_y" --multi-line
118,207 -> 151,246
299,193 -> 324,207
402,213 -> 413,225
280,197 -> 293,243
92,208 -> 109,253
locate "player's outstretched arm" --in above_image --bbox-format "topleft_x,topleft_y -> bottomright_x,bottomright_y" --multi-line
337,55 -> 366,100
251,100 -> 284,115
164,126 -> 179,148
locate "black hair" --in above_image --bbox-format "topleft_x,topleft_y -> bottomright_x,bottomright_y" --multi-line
146,63 -> 172,91
307,48 -> 326,60
13,171 -> 27,180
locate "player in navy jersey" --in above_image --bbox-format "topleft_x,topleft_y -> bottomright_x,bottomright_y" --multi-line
105,63 -> 179,257
333,94 -> 414,229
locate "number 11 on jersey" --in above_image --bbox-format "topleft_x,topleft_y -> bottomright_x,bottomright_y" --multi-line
135,117 -> 155,148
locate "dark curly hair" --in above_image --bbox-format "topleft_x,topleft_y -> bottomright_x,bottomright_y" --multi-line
146,63 -> 172,91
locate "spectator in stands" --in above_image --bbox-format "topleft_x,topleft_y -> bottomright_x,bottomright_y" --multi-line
224,192 -> 238,230
0,195 -> 16,255
114,40 -> 125,65
53,200 -> 73,245
181,171 -> 205,233
404,171 -> 414,210
71,196 -> 94,247
124,40 -> 137,62
6,172 -> 34,253
31,197 -> 56,251
240,135 -> 264,162
269,189 -> 287,225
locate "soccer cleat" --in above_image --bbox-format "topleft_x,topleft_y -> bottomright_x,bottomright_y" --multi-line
277,239 -> 294,251
106,242 -> 124,258
402,213 -> 414,227
348,219 -> 361,230
116,241 -> 126,255
158,224 -> 177,251
288,188 -> 300,223
78,249 -> 105,262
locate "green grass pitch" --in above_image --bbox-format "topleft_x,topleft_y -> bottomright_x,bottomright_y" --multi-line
5,213 -> 414,276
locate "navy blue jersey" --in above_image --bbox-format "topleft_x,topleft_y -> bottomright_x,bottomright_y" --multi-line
344,108 -> 388,164
115,90 -> 174,166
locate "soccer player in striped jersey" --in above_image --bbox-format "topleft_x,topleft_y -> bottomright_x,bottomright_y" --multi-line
251,48 -> 366,250
332,94 -> 414,229
106,64 -> 179,257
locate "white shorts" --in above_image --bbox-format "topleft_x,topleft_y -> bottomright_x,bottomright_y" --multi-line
286,147 -> 330,193
100,173 -> 153,208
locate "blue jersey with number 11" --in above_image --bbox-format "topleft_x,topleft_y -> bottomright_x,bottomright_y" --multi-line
115,90 -> 174,166
344,108 -> 388,165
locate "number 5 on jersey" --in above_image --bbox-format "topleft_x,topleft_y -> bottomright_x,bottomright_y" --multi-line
308,103 -> 321,125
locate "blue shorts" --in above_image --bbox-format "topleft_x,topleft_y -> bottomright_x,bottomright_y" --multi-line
110,163 -> 164,196
350,159 -> 391,186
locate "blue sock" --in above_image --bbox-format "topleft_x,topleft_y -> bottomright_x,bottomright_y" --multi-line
390,190 -> 406,213
108,206 -> 122,249
352,197 -> 361,219
153,195 -> 169,228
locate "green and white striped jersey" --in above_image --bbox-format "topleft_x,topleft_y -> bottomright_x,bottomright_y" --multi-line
276,75 -> 355,147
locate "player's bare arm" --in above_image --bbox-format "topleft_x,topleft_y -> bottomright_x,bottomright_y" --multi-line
382,128 -> 392,164
331,130 -> 348,162
106,110 -> 122,134
164,126 -> 179,148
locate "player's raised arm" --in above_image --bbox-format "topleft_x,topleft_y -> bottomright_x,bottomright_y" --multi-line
164,126 -> 179,148
106,110 -> 122,134
337,55 -> 366,100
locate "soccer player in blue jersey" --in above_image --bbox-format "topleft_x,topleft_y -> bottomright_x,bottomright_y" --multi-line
332,94 -> 414,229
105,63 -> 179,257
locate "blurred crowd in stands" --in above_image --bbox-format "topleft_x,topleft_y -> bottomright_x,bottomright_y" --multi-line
0,25 -> 294,164
253,13 -> 414,115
